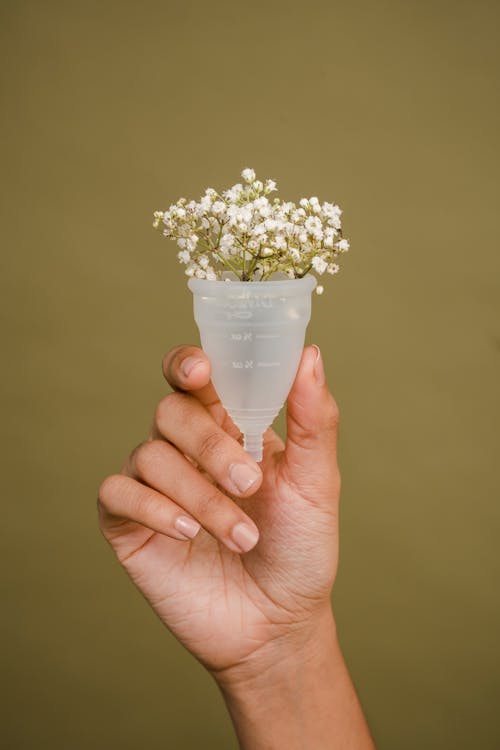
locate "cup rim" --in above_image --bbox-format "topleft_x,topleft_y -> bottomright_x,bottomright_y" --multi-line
188,273 -> 317,296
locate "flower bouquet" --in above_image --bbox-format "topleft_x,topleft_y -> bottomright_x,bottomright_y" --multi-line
153,169 -> 349,461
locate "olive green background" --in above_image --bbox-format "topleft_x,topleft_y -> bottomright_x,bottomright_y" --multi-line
2,0 -> 499,747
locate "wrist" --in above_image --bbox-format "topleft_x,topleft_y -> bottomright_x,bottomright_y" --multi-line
212,602 -> 339,697
212,605 -> 375,750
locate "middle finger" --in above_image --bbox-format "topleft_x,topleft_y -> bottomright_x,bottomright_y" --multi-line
154,390 -> 263,497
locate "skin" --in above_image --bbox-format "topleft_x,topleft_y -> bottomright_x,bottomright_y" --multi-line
97,344 -> 376,749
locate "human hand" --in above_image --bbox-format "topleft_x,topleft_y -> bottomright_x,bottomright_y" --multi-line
97,343 -> 341,680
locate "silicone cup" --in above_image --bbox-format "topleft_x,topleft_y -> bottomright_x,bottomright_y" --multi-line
188,273 -> 317,462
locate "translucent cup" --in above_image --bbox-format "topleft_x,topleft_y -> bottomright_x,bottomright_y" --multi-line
188,273 -> 317,462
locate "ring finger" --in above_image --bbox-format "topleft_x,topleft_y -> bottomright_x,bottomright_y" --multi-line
123,439 -> 261,554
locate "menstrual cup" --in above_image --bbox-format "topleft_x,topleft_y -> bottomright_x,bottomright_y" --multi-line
188,273 -> 317,462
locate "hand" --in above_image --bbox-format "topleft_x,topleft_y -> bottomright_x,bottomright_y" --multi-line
97,343 -> 341,678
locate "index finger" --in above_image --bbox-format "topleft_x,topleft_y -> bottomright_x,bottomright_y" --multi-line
162,344 -> 218,407
160,344 -> 240,439
158,343 -> 285,462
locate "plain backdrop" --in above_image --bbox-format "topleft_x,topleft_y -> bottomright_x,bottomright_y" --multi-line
1,0 -> 499,747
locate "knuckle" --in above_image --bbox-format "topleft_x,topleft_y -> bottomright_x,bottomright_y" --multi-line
135,490 -> 159,521
197,429 -> 227,462
97,473 -> 124,505
195,486 -> 225,517
324,394 -> 340,427
133,439 -> 167,476
154,390 -> 189,426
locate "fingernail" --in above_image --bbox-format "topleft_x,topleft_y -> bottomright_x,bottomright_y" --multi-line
228,463 -> 261,494
230,522 -> 259,553
312,345 -> 325,386
175,515 -> 201,539
182,356 -> 204,377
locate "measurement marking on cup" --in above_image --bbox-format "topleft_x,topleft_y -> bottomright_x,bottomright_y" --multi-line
257,362 -> 280,367
232,360 -> 254,369
255,333 -> 279,339
230,332 -> 253,341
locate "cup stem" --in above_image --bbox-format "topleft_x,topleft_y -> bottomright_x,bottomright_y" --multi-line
243,432 -> 264,463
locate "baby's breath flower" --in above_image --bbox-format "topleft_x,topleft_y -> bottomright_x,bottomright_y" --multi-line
211,201 -> 226,215
335,238 -> 350,252
316,285 -> 324,295
241,167 -> 256,183
153,168 -> 349,292
311,256 -> 328,275
152,210 -> 164,228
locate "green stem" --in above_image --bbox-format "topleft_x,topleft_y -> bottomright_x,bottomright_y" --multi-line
211,251 -> 243,279
296,263 -> 313,278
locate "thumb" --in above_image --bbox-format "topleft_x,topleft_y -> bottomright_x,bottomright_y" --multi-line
282,345 -> 340,490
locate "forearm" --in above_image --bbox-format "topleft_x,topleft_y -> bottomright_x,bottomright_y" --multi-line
213,606 -> 376,750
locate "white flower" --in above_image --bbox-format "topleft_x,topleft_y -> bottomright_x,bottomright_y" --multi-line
335,238 -> 350,252
153,169 -> 349,285
305,216 -> 322,234
272,234 -> 287,250
252,222 -> 267,236
186,234 -> 199,252
211,201 -> 226,215
241,167 -> 256,183
315,285 -> 324,295
199,196 -> 212,212
311,255 -> 328,274
309,197 -> 321,214
323,227 -> 337,247
220,233 -> 235,250
152,210 -> 164,228
223,183 -> 243,201
254,196 -> 268,209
